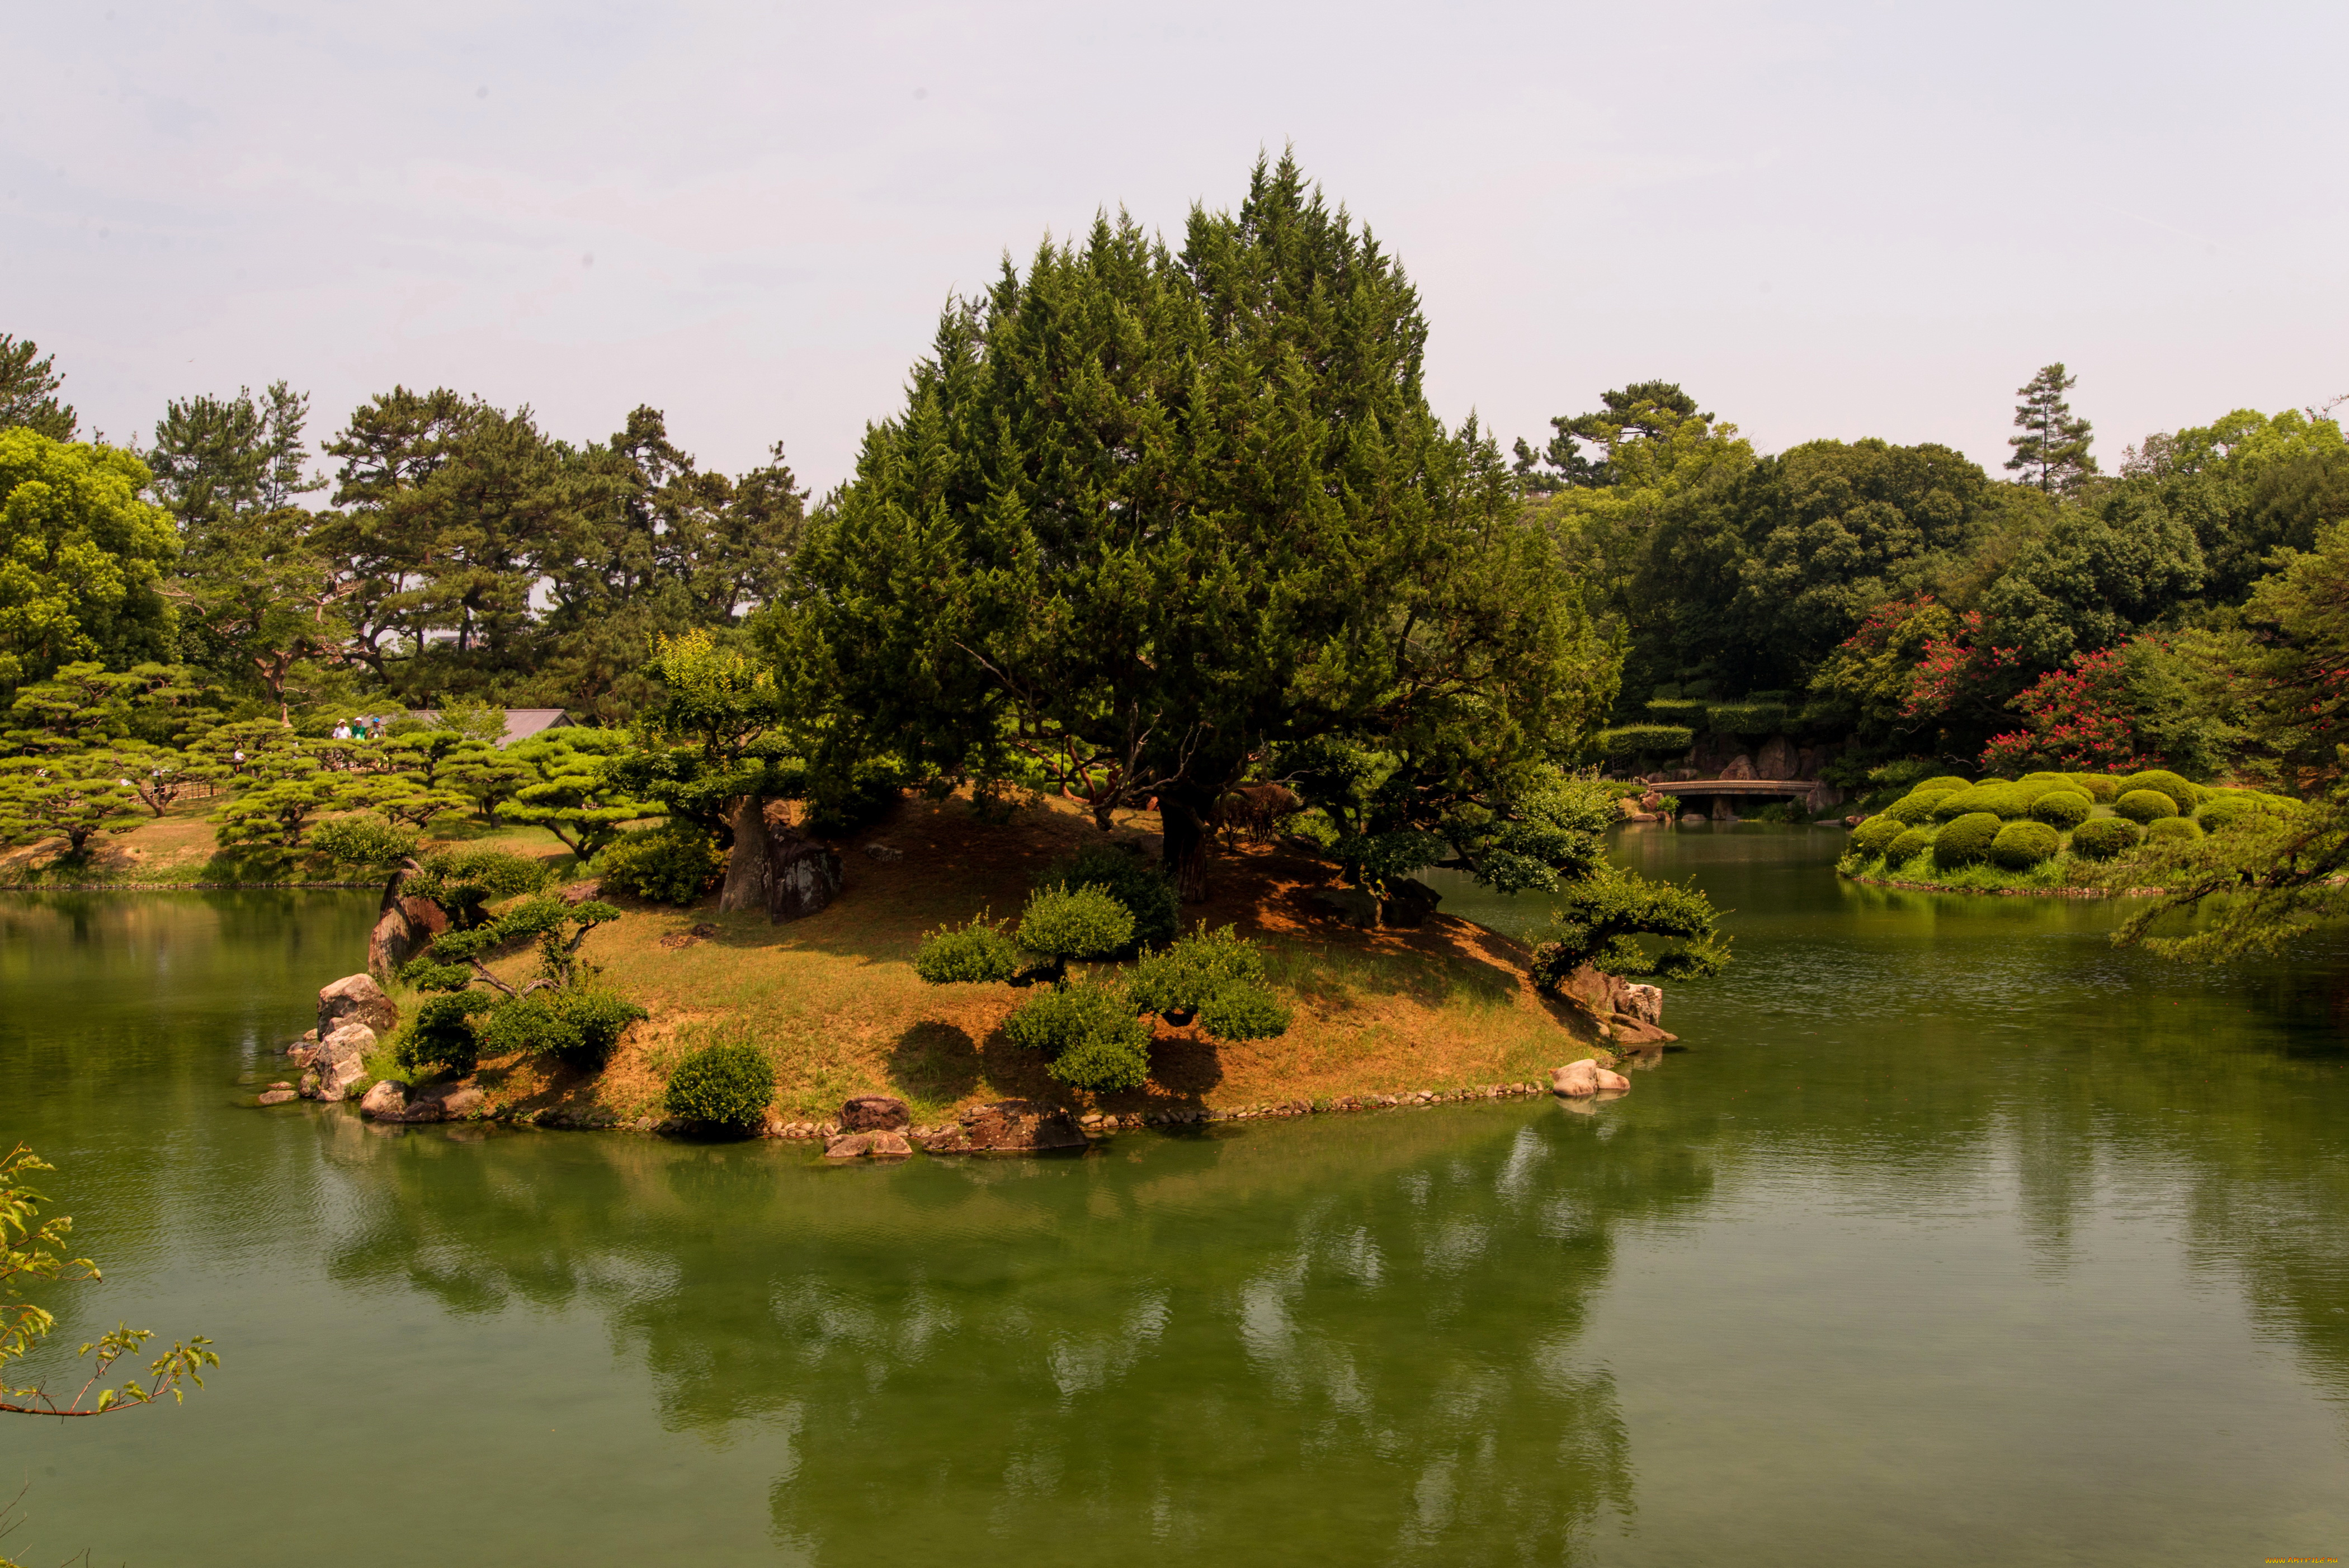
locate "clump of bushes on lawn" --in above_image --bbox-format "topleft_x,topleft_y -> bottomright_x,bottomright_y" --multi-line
2069,817 -> 2143,859
2145,815 -> 2204,846
2115,789 -> 2180,824
1990,819 -> 2061,870
1932,812 -> 2004,868
2029,790 -> 2094,829
1886,826 -> 1936,866
2118,769 -> 2199,813
1004,980 -> 1155,1092
664,1040 -> 776,1130
1852,815 -> 1909,856
596,823 -> 724,905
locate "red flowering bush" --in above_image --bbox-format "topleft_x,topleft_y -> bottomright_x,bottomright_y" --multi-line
1903,610 -> 2021,723
1978,648 -> 2159,775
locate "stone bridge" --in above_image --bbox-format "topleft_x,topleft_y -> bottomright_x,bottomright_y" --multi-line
1655,776 -> 1845,819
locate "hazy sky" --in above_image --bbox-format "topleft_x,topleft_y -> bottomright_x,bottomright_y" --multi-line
8,1 -> 2345,495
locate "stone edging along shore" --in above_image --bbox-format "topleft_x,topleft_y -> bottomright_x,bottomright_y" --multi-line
1841,872 -> 2166,899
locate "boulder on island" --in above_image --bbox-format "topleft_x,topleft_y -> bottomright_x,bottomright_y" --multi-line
306,1022 -> 376,1101
318,974 -> 399,1040
359,1080 -> 409,1119
914,1100 -> 1086,1154
1552,1060 -> 1632,1098
839,1095 -> 910,1132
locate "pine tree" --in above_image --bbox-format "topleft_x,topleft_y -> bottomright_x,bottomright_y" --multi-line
0,334 -> 77,441
2006,362 -> 2098,495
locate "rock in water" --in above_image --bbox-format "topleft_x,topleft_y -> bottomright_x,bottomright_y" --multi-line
318,974 -> 399,1039
839,1095 -> 909,1132
1551,1060 -> 1601,1098
1593,1065 -> 1632,1093
256,1089 -> 299,1106
824,1132 -> 875,1159
359,1079 -> 410,1120
1621,984 -> 1664,1026
914,1100 -> 1087,1154
866,1131 -> 913,1158
308,1023 -> 375,1101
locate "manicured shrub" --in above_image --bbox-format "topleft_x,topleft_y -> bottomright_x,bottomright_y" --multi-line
595,823 -> 723,905
2060,773 -> 2121,803
1886,826 -> 1936,866
2070,817 -> 2143,859
2194,791 -> 2291,832
475,987 -> 648,1070
1932,783 -> 2029,821
1128,925 -> 1290,1040
1644,698 -> 1709,726
664,1040 -> 776,1129
1881,795 -> 1941,825
1005,981 -> 1153,1090
1197,983 -> 1293,1042
1017,884 -> 1135,962
311,815 -> 421,869
2146,815 -> 2204,846
1989,819 -> 2061,869
1932,811 -> 2003,868
1041,842 -> 1177,952
2115,788 -> 2180,824
2027,790 -> 2093,829
2117,769 -> 2197,814
394,991 -> 498,1077
913,916 -> 1023,984
408,844 -> 555,927
1705,702 -> 1788,737
1851,815 -> 1909,856
1917,776 -> 1973,795
1598,723 -> 1695,759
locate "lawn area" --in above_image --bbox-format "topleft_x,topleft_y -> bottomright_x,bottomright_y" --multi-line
0,801 -> 582,886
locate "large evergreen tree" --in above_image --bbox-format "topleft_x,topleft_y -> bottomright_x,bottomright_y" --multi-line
2006,362 -> 2098,495
782,154 -> 1614,897
0,334 -> 77,442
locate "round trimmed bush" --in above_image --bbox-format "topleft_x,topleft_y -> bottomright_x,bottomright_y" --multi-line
2070,817 -> 2144,859
2115,788 -> 2180,824
1042,843 -> 1177,952
1017,884 -> 1135,962
1006,981 -> 1153,1091
1933,783 -> 2030,820
1917,776 -> 1973,795
1196,983 -> 1292,1042
1989,819 -> 2061,869
914,918 -> 1024,984
2060,773 -> 2121,803
664,1040 -> 776,1130
595,824 -> 724,905
1885,826 -> 1936,866
1932,812 -> 2003,868
2146,815 -> 2204,846
2118,769 -> 2197,814
1852,815 -> 1909,857
2194,791 -> 2289,832
1882,795 -> 1941,825
2027,790 -> 2093,830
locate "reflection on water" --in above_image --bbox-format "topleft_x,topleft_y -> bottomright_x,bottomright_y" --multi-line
5,837 -> 2349,1564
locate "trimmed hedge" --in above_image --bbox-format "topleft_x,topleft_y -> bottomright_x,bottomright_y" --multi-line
1886,826 -> 1936,866
2117,770 -> 2197,813
664,1041 -> 776,1129
2060,773 -> 2122,803
1852,815 -> 1909,856
1933,812 -> 2003,868
1706,702 -> 1788,736
2147,815 -> 2204,846
1933,783 -> 2030,821
1017,884 -> 1136,961
2115,788 -> 2180,824
1644,698 -> 1710,725
2027,790 -> 2094,829
1598,723 -> 1696,758
1883,794 -> 1942,824
2071,817 -> 2143,859
1917,776 -> 1973,795
1989,819 -> 2061,869
2195,790 -> 2292,832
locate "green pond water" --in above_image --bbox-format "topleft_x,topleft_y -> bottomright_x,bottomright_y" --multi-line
4,826 -> 2348,1564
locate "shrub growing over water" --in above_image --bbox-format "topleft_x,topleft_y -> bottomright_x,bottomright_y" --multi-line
1932,812 -> 2003,868
2146,815 -> 2204,846
664,1040 -> 776,1129
408,844 -> 555,927
595,823 -> 724,906
913,915 -> 1025,984
1886,826 -> 1936,866
1005,980 -> 1153,1091
1851,815 -> 1907,856
1040,843 -> 1177,952
1017,884 -> 1136,963
2027,790 -> 2094,829
2117,770 -> 2197,814
2070,817 -> 2143,859
1989,819 -> 2062,869
2115,789 -> 2180,824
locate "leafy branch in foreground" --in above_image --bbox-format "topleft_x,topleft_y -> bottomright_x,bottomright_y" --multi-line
2108,776 -> 2336,964
2,1144 -> 217,1418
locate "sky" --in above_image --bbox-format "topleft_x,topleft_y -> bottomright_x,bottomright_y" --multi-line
7,1 -> 2345,495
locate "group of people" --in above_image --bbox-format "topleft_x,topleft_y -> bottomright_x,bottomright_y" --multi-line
329,716 -> 386,741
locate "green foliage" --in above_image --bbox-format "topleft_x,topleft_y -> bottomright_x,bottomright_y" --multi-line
1040,842 -> 1178,952
309,814 -> 420,870
2116,769 -> 2197,813
1128,924 -> 1287,1040
2111,771 -> 2349,964
2114,788 -> 2179,824
1195,983 -> 1293,1043
1886,826 -> 1936,865
2061,772 -> 2121,802
2006,362 -> 2098,496
1598,724 -> 1694,758
0,753 -> 143,852
3,1143 -> 218,1420
0,334 -> 77,440
1931,811 -> 2002,867
1016,884 -> 1135,964
1004,982 -> 1153,1092
2027,790 -> 2094,829
474,988 -> 647,1070
1917,776 -> 1973,794
2194,791 -> 2290,833
912,917 -> 1025,985
0,432 -> 179,690
1704,701 -> 1787,737
1643,698 -> 1709,725
1989,819 -> 2061,869
1931,783 -> 2028,821
405,845 -> 553,927
502,729 -> 650,858
2070,816 -> 2143,859
1880,794 -> 1941,825
663,1040 -> 776,1128
1528,867 -> 1729,991
595,823 -> 723,905
395,991 -> 498,1076
1851,815 -> 1908,856
2145,815 -> 2204,846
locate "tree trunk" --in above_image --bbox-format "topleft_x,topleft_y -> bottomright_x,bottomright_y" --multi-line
718,794 -> 772,914
1158,782 -> 1220,903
